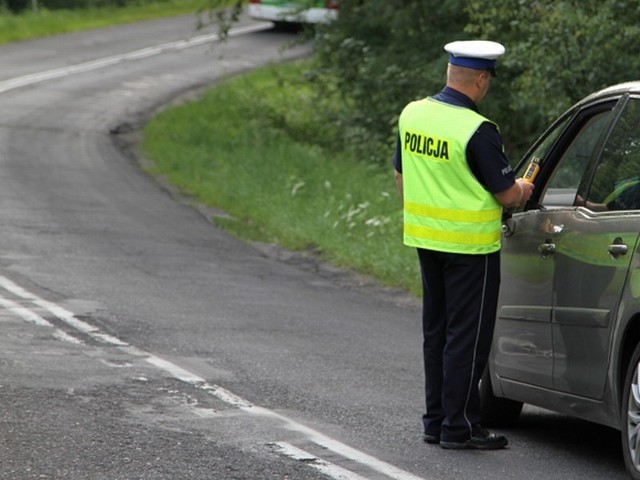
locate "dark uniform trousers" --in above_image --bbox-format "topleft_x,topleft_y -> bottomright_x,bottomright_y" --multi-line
417,248 -> 500,442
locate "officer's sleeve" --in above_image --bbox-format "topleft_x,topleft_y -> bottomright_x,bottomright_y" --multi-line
466,122 -> 515,193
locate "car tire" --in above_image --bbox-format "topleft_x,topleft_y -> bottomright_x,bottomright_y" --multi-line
622,342 -> 640,479
479,365 -> 523,427
273,21 -> 302,32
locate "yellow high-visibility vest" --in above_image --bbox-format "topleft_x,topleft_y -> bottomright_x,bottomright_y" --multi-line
399,97 -> 502,254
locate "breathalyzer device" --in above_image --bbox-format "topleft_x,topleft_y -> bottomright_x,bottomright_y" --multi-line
522,157 -> 540,183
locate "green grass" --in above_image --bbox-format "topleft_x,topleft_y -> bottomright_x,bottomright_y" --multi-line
0,1 -> 220,44
141,61 -> 421,294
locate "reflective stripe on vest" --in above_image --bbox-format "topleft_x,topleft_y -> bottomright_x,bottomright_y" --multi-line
399,97 -> 502,254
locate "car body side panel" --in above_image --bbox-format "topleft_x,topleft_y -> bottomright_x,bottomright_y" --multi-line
247,2 -> 338,24
494,210 -> 554,388
551,209 -> 639,399
493,207 -> 637,427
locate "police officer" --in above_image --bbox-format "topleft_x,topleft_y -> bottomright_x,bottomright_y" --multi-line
393,40 -> 534,449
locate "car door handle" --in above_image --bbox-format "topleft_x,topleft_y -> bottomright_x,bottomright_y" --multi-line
538,242 -> 556,257
608,238 -> 628,258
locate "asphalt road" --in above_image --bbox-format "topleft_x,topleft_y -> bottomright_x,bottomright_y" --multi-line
0,12 -> 630,480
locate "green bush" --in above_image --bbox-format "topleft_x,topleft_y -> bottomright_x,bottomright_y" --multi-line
283,0 -> 640,164
466,0 -> 640,159
306,0 -> 468,164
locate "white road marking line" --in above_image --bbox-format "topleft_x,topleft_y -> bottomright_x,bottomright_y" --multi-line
51,328 -> 84,345
0,275 -> 425,480
0,276 -> 99,334
245,405 -> 424,480
0,293 -> 84,345
0,22 -> 271,94
0,294 -> 50,327
273,442 -> 372,480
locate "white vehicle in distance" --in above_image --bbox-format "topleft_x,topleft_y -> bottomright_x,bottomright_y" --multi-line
247,0 -> 338,27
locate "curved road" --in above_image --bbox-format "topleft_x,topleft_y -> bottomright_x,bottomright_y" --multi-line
0,13 -> 629,480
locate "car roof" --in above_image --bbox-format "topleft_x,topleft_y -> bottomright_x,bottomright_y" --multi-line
581,80 -> 640,105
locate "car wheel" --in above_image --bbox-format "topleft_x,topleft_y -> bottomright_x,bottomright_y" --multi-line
479,365 -> 523,427
622,343 -> 640,479
272,21 -> 302,32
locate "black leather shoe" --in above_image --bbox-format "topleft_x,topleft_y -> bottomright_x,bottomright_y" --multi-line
423,433 -> 440,444
440,427 -> 508,450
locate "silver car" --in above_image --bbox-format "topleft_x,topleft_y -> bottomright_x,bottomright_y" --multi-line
481,81 -> 640,479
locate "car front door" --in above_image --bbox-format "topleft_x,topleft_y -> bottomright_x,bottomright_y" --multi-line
552,96 -> 640,399
495,99 -> 619,391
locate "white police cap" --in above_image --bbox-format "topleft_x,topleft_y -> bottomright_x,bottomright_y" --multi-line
444,40 -> 505,75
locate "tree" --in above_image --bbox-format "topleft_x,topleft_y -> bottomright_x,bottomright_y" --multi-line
466,0 -> 640,158
206,1 -> 640,164
2,0 -> 29,12
307,0 -> 469,162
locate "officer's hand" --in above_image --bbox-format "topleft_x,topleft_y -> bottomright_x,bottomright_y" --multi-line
516,179 -> 535,205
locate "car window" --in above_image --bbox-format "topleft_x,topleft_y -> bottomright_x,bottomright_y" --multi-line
586,98 -> 640,211
517,117 -> 570,179
539,111 -> 612,207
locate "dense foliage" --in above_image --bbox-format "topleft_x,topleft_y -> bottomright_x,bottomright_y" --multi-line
226,0 -> 640,165
291,1 -> 465,160
466,0 -> 640,160
304,0 -> 640,164
307,0 -> 468,163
